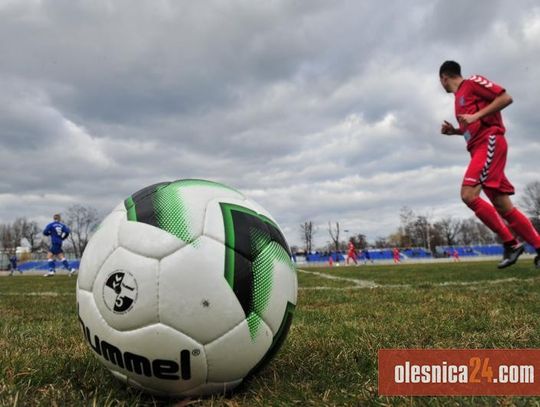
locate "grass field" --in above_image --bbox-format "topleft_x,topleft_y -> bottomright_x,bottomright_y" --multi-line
2,259 -> 540,406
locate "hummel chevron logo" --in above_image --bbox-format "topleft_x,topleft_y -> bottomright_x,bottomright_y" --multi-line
469,75 -> 494,88
480,136 -> 497,184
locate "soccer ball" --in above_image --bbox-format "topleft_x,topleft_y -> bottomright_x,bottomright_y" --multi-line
76,179 -> 297,397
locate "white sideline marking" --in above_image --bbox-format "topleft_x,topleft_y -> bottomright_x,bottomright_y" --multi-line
298,269 -> 379,288
298,269 -> 540,290
0,292 -> 71,297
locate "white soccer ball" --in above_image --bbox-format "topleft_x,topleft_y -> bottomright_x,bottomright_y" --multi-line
76,179 -> 297,397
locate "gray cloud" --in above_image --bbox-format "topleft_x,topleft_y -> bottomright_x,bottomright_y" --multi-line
1,0 -> 539,248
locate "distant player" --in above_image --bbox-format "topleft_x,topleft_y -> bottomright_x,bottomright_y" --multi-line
452,248 -> 460,262
439,61 -> 540,269
393,247 -> 400,264
9,253 -> 21,276
43,214 -> 76,277
346,240 -> 358,265
363,248 -> 374,264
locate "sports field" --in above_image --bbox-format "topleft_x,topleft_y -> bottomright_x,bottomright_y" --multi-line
2,259 -> 540,406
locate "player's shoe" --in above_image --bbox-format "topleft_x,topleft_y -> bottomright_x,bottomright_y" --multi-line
534,255 -> 540,269
69,268 -> 77,277
43,271 -> 56,277
497,242 -> 525,269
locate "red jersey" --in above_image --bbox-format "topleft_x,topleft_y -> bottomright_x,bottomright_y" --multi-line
455,75 -> 506,151
348,242 -> 355,252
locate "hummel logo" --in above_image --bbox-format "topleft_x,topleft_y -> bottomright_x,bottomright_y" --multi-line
469,75 -> 494,88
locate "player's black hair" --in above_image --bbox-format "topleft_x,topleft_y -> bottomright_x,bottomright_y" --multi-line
439,60 -> 462,78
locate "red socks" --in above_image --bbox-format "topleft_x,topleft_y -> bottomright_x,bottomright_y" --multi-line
466,197 -> 540,249
467,197 -> 516,244
502,207 -> 540,249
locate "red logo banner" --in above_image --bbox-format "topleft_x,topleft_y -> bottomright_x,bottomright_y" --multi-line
378,349 -> 540,396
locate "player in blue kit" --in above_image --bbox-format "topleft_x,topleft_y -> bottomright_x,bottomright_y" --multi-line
43,214 -> 76,277
9,253 -> 22,276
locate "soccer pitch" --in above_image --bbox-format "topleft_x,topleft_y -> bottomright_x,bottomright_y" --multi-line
2,260 -> 540,406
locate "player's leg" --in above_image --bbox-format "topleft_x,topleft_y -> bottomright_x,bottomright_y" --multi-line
367,253 -> 373,263
461,139 -> 522,268
481,135 -> 540,268
486,188 -> 540,269
462,185 -> 522,268
45,251 -> 56,277
461,184 -> 514,242
57,251 -> 76,275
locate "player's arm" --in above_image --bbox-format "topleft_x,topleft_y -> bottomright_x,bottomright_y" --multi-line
458,91 -> 513,125
43,224 -> 51,236
441,120 -> 463,136
62,224 -> 71,240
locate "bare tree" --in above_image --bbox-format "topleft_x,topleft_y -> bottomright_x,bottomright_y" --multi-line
414,215 -> 431,249
25,221 -> 42,251
12,218 -> 41,251
434,217 -> 462,246
457,218 -> 475,246
354,233 -> 368,250
65,204 -> 100,258
328,221 -> 340,252
0,218 -> 39,252
521,181 -> 540,231
374,236 -> 389,248
300,221 -> 316,253
398,206 -> 415,247
458,217 -> 496,245
8,219 -> 24,250
0,223 -> 16,252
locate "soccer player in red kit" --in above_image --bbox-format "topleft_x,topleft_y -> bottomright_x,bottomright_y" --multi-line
439,60 -> 540,269
393,247 -> 400,264
346,240 -> 358,265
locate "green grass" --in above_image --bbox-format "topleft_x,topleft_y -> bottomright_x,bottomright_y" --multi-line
2,260 -> 540,406
312,260 -> 540,286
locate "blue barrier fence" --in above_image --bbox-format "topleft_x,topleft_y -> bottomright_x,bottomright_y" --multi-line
17,260 -> 80,271
301,244 -> 537,263
437,244 -> 536,257
4,243 -> 538,269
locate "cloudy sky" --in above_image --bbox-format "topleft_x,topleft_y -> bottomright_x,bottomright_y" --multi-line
1,0 -> 539,248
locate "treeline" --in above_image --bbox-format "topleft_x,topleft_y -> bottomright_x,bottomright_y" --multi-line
385,209 -> 496,250
298,181 -> 540,253
0,204 -> 100,258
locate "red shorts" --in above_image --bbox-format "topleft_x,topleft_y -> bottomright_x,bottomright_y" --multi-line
462,134 -> 515,195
